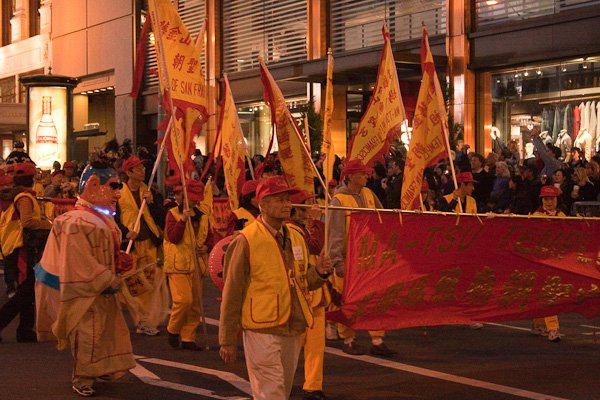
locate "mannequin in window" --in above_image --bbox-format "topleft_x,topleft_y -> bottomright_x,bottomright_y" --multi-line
574,128 -> 593,161
554,129 -> 572,162
539,130 -> 553,145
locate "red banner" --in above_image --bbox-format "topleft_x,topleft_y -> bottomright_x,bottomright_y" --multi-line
211,197 -> 233,242
328,213 -> 600,330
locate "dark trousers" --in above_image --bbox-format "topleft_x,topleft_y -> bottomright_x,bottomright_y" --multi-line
0,250 -> 34,335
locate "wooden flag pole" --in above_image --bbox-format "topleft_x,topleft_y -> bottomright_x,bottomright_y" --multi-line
125,116 -> 172,254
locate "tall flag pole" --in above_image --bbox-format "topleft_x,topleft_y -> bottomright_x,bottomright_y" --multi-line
401,24 -> 459,211
322,48 -> 335,252
218,73 -> 247,210
259,57 -> 328,194
347,24 -> 407,167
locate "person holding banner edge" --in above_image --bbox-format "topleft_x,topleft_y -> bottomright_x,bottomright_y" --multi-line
327,159 -> 396,357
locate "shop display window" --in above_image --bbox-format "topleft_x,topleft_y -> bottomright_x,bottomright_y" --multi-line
490,56 -> 600,161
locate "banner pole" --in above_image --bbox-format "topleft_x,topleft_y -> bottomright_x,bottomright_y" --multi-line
126,116 -> 173,254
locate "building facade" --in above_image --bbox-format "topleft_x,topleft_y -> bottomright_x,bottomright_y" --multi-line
1,0 -> 600,165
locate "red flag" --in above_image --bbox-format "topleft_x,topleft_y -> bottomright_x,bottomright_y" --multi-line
129,17 -> 151,99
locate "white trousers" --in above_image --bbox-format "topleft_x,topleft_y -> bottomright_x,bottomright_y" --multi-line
242,330 -> 302,400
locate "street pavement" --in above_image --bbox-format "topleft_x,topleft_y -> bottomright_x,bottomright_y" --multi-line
1,277 -> 600,400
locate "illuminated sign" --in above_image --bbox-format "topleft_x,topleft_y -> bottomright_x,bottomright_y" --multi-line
28,86 -> 67,168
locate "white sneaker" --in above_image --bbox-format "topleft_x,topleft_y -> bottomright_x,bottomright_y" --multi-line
531,325 -> 548,336
136,325 -> 159,336
547,329 -> 561,342
325,322 -> 339,340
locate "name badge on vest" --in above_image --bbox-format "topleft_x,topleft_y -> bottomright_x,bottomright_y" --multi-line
292,246 -> 304,261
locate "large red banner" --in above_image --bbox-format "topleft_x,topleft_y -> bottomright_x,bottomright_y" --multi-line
328,213 -> 600,330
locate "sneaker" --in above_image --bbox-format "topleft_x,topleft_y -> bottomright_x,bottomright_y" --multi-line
167,331 -> 180,349
369,342 -> 397,357
342,341 -> 365,355
547,329 -> 561,342
325,322 -> 339,340
469,323 -> 484,330
303,389 -> 328,400
181,341 -> 202,351
72,385 -> 95,397
136,325 -> 159,336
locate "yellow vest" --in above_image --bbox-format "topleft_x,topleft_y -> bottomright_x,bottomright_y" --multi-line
119,182 -> 161,238
232,207 -> 256,228
333,187 -> 377,235
240,220 -> 313,330
163,206 -> 210,274
443,194 -> 478,214
0,192 -> 41,258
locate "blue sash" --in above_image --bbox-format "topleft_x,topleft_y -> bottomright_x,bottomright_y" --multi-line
34,263 -> 60,290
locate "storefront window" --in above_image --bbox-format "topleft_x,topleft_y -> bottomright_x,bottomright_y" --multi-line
490,56 -> 600,161
0,76 -> 15,103
237,98 -> 308,157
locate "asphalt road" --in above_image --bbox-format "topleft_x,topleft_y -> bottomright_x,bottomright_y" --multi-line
1,276 -> 600,400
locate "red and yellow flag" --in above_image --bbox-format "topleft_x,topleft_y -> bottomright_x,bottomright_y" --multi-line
218,74 -> 246,210
400,27 -> 449,210
321,50 -> 336,188
347,25 -> 406,167
148,0 -> 207,178
259,59 -> 315,193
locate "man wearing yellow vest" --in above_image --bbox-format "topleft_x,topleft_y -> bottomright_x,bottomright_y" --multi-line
0,162 -> 52,343
118,155 -> 167,336
163,180 -> 210,351
437,171 -> 479,214
327,159 -> 395,357
219,176 -> 332,400
289,190 -> 330,400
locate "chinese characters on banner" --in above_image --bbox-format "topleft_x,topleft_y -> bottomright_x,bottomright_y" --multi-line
347,25 -> 407,168
328,213 -> 600,330
218,74 -> 246,211
148,0 -> 207,178
401,27 -> 449,210
259,59 -> 315,193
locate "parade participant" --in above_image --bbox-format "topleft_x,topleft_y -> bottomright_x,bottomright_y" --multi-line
5,141 -> 32,165
327,160 -> 395,357
119,155 -> 166,336
0,162 -> 51,343
232,179 -> 259,230
219,176 -> 332,400
63,161 -> 77,180
289,190 -> 330,400
420,180 -> 434,211
35,159 -> 136,397
438,172 -> 479,213
44,170 -> 66,197
532,185 -> 564,342
0,173 -> 15,298
163,180 -> 210,351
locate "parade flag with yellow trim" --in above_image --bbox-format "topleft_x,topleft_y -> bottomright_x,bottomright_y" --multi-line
218,74 -> 246,210
400,26 -> 449,210
321,50 -> 336,187
347,25 -> 406,167
148,0 -> 207,178
259,59 -> 315,193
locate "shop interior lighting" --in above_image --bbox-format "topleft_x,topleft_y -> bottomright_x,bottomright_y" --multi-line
523,71 -> 529,77
536,69 -> 542,76
561,66 -> 567,72
583,62 -> 589,69
486,0 -> 499,5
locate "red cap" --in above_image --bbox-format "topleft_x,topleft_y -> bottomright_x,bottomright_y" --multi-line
539,185 -> 560,198
342,159 -> 372,176
456,172 -> 479,184
121,156 -> 144,172
241,180 -> 259,197
255,176 -> 301,203
421,180 -> 430,192
290,190 -> 315,204
51,170 -> 65,178
0,174 -> 13,186
328,179 -> 338,187
63,161 -> 76,169
13,162 -> 37,177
